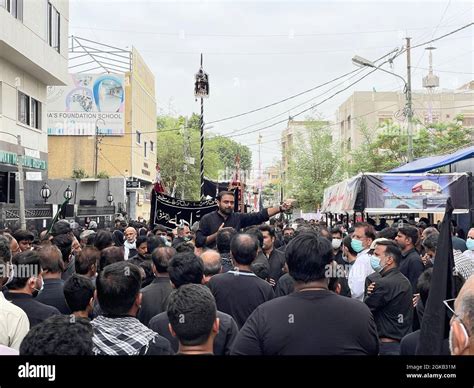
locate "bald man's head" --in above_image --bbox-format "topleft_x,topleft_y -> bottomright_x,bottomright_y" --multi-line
201,250 -> 221,282
450,276 -> 474,355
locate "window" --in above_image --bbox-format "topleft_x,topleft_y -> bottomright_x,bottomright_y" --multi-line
18,92 -> 29,125
136,131 -> 141,144
47,2 -> 60,52
18,91 -> 41,129
144,142 -> 147,158
1,0 -> 23,21
30,98 -> 41,129
150,141 -> 154,152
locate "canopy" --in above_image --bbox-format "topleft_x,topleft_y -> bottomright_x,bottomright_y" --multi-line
389,145 -> 474,173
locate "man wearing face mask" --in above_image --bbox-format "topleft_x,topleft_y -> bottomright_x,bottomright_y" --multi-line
449,275 -> 474,355
455,228 -> 474,281
0,236 -> 30,352
5,250 -> 60,327
348,222 -> 376,301
364,240 -> 413,355
330,227 -> 344,265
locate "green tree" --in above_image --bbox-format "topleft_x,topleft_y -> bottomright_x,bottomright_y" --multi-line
287,121 -> 343,211
156,114 -> 252,200
348,116 -> 472,175
71,168 -> 89,179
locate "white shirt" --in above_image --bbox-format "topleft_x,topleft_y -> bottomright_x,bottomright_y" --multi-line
0,292 -> 30,351
348,249 -> 375,301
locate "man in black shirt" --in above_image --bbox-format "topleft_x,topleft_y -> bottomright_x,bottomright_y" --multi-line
138,246 -> 174,326
148,252 -> 239,355
395,226 -> 425,293
195,191 -> 291,249
364,240 -> 413,355
6,251 -> 60,327
231,232 -> 379,355
168,284 -> 219,355
258,225 -> 286,285
208,233 -> 275,329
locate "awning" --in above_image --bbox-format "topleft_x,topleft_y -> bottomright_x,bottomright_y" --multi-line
389,145 -> 474,173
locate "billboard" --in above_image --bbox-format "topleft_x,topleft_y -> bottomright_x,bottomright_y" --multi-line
364,173 -> 470,213
321,175 -> 362,214
47,73 -> 125,136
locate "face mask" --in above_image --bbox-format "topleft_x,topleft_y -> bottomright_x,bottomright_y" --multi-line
342,255 -> 349,263
283,236 -> 292,244
449,321 -> 470,354
351,238 -> 364,253
370,255 -> 383,272
332,238 -> 342,250
466,238 -> 474,251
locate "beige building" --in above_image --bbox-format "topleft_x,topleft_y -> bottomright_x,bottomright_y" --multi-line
0,0 -> 68,207
48,47 -> 157,220
336,83 -> 474,153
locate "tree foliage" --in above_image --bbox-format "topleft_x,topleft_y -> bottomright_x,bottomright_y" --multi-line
348,116 -> 472,175
156,114 -> 252,200
286,121 -> 343,211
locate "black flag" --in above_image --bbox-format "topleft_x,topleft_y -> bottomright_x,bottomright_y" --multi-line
416,197 -> 456,355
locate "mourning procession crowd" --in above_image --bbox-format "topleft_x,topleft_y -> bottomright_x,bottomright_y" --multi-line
0,190 -> 473,357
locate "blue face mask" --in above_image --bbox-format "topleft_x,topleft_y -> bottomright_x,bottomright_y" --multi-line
351,238 -> 364,253
466,238 -> 474,251
370,255 -> 383,272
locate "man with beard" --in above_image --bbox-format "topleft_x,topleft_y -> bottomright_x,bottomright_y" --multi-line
196,191 -> 292,249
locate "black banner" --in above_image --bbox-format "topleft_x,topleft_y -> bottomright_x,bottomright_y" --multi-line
150,191 -> 217,229
203,178 -> 230,198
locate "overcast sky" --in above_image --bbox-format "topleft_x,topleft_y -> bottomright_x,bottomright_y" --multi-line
69,0 -> 473,172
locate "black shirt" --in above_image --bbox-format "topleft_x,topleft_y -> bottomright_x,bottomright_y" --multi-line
364,267 -> 413,341
35,278 -> 71,314
4,292 -> 60,327
148,310 -> 239,355
208,270 -> 275,328
138,277 -> 173,327
231,289 -> 379,355
399,248 -> 425,293
275,273 -> 295,297
400,329 -> 450,355
262,248 -> 286,282
195,209 -> 270,248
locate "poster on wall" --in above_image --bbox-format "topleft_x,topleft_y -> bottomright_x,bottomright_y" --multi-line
364,173 -> 470,213
47,73 -> 125,136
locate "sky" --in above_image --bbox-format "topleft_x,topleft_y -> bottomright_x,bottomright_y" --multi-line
69,0 -> 474,174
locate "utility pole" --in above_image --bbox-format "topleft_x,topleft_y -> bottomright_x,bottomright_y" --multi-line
16,135 -> 26,230
406,37 -> 414,162
94,118 -> 105,177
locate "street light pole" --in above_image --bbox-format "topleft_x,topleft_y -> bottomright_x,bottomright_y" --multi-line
352,51 -> 414,162
406,37 -> 414,162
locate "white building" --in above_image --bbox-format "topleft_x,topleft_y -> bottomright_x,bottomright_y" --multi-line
0,0 -> 68,206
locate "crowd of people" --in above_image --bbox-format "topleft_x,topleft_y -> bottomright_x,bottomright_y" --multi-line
0,190 -> 473,356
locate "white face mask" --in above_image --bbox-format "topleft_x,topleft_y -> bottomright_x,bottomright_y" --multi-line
332,238 -> 342,250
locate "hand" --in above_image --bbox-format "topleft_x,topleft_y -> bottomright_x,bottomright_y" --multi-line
218,222 -> 225,231
268,278 -> 276,287
421,254 -> 429,266
413,293 -> 420,308
367,282 -> 376,295
280,201 -> 293,212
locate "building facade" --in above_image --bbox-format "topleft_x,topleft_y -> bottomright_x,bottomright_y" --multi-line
336,85 -> 474,153
47,47 -> 157,221
0,0 -> 68,208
